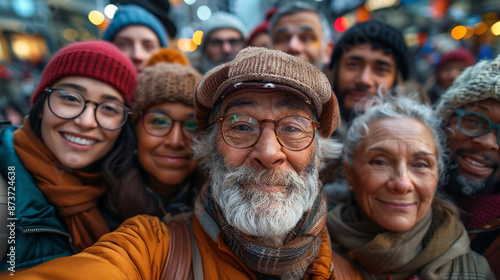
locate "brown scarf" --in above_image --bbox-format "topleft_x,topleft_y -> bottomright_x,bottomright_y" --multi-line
13,119 -> 110,251
197,183 -> 327,280
329,200 -> 469,280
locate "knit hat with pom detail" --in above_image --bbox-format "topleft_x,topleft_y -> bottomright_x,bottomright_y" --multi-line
103,4 -> 169,48
146,47 -> 191,67
132,62 -> 202,123
195,47 -> 340,138
435,54 -> 500,123
32,40 -> 137,106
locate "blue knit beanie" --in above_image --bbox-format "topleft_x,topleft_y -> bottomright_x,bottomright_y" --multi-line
103,4 -> 169,47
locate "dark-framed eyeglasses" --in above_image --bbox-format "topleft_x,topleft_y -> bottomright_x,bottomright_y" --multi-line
455,109 -> 500,145
45,88 -> 132,130
140,110 -> 199,138
206,37 -> 244,49
216,113 -> 320,151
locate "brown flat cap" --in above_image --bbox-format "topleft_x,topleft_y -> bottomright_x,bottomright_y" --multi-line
195,47 -> 340,138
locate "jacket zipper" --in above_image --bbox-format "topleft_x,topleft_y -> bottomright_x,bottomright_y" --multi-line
22,228 -> 76,252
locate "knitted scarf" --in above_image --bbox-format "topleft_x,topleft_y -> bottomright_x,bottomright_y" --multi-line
329,201 -> 470,280
196,183 -> 327,280
457,192 -> 500,230
13,119 -> 110,251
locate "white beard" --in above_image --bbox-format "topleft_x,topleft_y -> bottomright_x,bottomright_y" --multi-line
210,152 -> 320,238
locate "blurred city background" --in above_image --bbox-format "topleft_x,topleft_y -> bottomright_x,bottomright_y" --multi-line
1,0 -> 499,121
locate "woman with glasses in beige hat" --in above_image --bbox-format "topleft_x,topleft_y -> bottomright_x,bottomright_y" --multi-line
103,62 -> 204,226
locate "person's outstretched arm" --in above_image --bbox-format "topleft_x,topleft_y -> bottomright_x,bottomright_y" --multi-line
1,215 -> 170,280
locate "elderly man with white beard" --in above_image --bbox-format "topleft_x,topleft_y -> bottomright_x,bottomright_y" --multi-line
3,47 -> 361,280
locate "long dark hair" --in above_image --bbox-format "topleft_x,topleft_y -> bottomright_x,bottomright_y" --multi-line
28,91 -> 135,182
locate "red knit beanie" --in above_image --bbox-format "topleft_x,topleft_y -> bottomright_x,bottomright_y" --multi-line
31,40 -> 137,106
437,47 -> 475,71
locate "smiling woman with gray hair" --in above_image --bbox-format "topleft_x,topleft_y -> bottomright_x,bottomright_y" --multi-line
327,94 -> 494,279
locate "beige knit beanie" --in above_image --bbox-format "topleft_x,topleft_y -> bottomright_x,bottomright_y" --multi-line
195,47 -> 340,138
132,62 -> 202,123
435,54 -> 500,124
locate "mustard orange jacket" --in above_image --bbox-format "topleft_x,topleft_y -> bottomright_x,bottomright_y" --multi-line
3,215 -> 362,279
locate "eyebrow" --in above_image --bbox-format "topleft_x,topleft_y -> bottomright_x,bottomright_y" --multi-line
151,109 -> 195,119
368,147 -> 435,157
223,95 -> 311,115
345,55 -> 394,67
57,83 -> 122,103
275,25 -> 316,36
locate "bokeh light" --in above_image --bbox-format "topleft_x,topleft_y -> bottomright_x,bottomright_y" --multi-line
474,22 -> 488,35
334,17 -> 349,32
197,5 -> 211,21
193,31 -> 203,45
63,28 -> 79,42
463,26 -> 474,39
492,21 -> 500,36
88,10 -> 105,25
451,25 -> 467,40
104,4 -> 118,19
184,0 -> 196,5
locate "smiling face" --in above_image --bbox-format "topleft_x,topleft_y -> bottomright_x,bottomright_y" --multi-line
446,99 -> 500,190
211,88 -> 321,238
345,118 -> 439,232
136,102 -> 198,188
113,25 -> 161,73
336,43 -> 397,116
40,76 -> 124,170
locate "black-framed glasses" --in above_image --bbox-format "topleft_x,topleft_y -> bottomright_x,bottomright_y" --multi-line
206,38 -> 244,49
140,110 -> 199,138
455,109 -> 500,145
217,113 -> 320,151
45,88 -> 132,130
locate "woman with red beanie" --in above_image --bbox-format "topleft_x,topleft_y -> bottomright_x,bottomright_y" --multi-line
0,40 -> 137,271
427,47 -> 475,104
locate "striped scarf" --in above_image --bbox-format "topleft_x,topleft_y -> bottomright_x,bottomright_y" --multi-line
199,184 -> 327,279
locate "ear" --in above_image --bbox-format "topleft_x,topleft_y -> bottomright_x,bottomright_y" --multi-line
322,39 -> 334,66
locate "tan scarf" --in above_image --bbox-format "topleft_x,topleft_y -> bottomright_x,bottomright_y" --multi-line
329,201 -> 469,280
13,119 -> 110,251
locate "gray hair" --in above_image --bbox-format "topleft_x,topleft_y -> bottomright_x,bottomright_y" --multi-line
343,93 -> 448,181
269,1 -> 332,48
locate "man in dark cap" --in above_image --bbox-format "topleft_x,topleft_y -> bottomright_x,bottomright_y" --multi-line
327,19 -> 411,138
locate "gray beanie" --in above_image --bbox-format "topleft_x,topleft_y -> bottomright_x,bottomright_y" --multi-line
200,12 -> 247,50
435,54 -> 500,124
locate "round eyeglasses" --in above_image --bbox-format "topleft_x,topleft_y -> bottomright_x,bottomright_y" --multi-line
455,109 -> 500,145
140,110 -> 199,138
45,88 -> 132,130
217,113 -> 320,151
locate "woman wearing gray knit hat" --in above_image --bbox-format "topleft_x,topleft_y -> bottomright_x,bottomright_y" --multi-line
103,62 -> 204,225
435,54 -> 500,278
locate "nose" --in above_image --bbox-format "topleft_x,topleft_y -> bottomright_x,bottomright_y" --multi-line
355,66 -> 375,88
222,41 -> 233,55
387,163 -> 413,194
249,125 -> 286,169
74,104 -> 98,130
163,121 -> 186,149
131,45 -> 147,62
472,130 -> 499,151
287,35 -> 303,55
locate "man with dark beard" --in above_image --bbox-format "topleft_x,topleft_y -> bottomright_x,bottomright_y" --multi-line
5,48 -> 361,279
326,19 -> 410,140
434,54 -> 500,278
